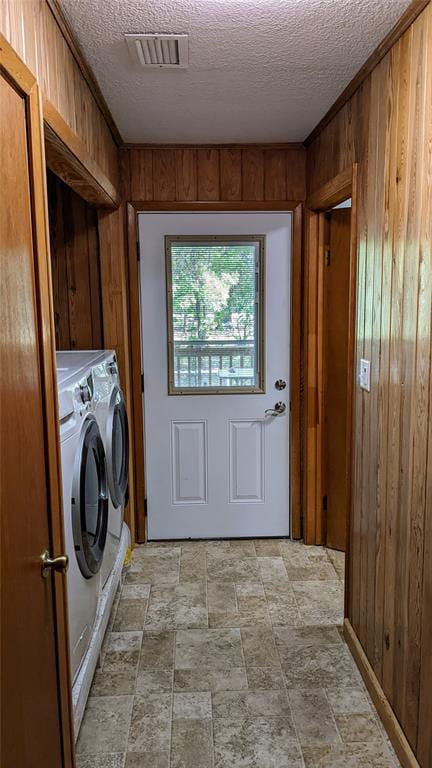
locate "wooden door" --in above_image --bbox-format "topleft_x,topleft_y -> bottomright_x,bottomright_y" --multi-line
0,72 -> 69,766
323,208 -> 351,550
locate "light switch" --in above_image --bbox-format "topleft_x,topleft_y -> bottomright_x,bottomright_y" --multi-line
359,358 -> 371,392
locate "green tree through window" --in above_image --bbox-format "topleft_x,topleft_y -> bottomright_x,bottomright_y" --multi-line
171,243 -> 256,342
167,238 -> 263,391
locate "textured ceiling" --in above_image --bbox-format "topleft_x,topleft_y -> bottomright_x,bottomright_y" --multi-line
61,0 -> 411,144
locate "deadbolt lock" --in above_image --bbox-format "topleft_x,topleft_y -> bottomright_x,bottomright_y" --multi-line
275,379 -> 287,391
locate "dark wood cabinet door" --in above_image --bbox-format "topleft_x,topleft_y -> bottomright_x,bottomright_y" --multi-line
0,72 -> 67,767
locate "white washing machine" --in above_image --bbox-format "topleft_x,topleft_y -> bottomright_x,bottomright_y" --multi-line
56,351 -> 109,683
91,351 -> 129,588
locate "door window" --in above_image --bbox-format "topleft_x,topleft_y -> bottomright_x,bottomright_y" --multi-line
166,235 -> 265,394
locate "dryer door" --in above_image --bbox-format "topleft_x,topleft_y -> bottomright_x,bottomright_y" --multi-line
106,385 -> 129,509
72,414 -> 108,578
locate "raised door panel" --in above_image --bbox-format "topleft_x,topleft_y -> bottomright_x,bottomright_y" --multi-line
229,420 -> 264,503
171,421 -> 208,504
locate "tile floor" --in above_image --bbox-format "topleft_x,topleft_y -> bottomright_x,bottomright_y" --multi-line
76,539 -> 401,767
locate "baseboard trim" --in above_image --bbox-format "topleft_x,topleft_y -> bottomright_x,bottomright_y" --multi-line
343,619 -> 420,768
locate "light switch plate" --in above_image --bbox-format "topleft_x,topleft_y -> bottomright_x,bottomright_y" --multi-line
359,358 -> 371,392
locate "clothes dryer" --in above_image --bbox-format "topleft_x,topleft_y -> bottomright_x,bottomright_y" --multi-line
56,352 -> 109,683
91,351 -> 129,588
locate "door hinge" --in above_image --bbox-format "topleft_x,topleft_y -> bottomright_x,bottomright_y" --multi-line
136,240 -> 141,262
323,495 -> 328,511
324,247 -> 331,266
141,373 -> 144,393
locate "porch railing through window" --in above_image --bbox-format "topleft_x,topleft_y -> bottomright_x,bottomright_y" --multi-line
173,340 -> 255,388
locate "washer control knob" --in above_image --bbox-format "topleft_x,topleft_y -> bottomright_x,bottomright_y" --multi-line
79,384 -> 91,404
107,360 -> 118,375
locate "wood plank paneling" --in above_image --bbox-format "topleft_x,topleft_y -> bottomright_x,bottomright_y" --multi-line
197,148 -> 220,200
175,149 -> 197,201
264,149 -> 287,200
220,148 -> 242,200
153,149 -> 176,201
47,170 -> 103,350
129,148 -> 153,202
307,4 -> 432,765
242,147 -> 265,200
0,1 -> 119,193
123,145 -> 306,203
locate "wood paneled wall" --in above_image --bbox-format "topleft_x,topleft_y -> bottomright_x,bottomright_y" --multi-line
47,170 -> 103,350
121,145 -> 306,202
307,5 -> 432,765
0,0 -> 119,193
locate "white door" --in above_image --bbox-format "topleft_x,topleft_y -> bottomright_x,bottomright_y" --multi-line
139,212 -> 291,540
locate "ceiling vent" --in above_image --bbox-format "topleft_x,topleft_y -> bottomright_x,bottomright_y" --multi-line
125,34 -> 189,69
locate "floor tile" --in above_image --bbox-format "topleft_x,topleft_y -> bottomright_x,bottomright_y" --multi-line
254,539 -> 283,556
292,581 -> 344,625
212,690 -> 291,719
79,539 -> 401,768
241,626 -> 280,668
145,583 -> 207,630
108,632 -> 143,652
175,629 -> 243,670
121,584 -> 151,599
258,556 -> 289,582
112,599 -> 147,632
174,668 -> 248,692
246,666 -> 286,690
213,717 -> 302,768
285,563 -> 338,581
207,582 -> 237,613
235,582 -> 265,598
76,696 -> 133,755
302,742 -> 397,767
179,547 -> 206,582
206,540 -> 256,558
274,625 -> 342,656
282,645 -> 362,688
173,692 -> 212,719
127,694 -> 172,753
171,719 -> 214,768
76,755 -> 125,768
91,668 -> 136,697
136,668 -> 174,694
209,594 -> 270,628
127,549 -> 180,585
325,686 -> 371,715
103,650 -> 139,672
124,753 -> 169,768
288,689 -> 340,746
281,545 -> 312,567
335,713 -> 382,743
139,631 -> 175,668
207,556 -> 261,582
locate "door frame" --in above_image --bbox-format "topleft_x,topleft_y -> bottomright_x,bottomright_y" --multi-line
127,201 -> 303,543
0,33 -> 74,767
304,164 -> 358,616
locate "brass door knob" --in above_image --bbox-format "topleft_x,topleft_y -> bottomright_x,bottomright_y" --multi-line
40,550 -> 69,579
